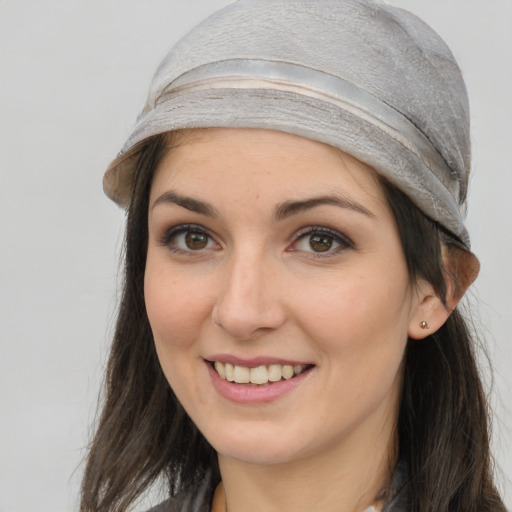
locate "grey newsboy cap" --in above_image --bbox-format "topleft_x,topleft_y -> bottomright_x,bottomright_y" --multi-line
103,0 -> 472,248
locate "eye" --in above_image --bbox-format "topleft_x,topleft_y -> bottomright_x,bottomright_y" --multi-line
160,224 -> 219,253
290,227 -> 353,255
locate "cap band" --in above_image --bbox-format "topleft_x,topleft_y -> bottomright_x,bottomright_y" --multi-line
163,59 -> 459,199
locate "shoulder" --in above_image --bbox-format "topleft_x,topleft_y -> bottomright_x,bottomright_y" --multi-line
144,493 -> 210,512
381,460 -> 410,512
144,471 -> 216,512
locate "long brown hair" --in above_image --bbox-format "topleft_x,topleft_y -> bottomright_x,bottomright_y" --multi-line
80,134 -> 505,512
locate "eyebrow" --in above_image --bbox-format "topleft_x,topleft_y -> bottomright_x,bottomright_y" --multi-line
152,191 -> 219,217
275,195 -> 375,221
152,191 -> 374,220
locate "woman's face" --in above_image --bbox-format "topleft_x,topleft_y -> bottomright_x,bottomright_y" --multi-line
145,128 -> 423,467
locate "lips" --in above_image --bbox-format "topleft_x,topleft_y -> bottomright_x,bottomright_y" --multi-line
207,358 -> 314,404
213,361 -> 308,385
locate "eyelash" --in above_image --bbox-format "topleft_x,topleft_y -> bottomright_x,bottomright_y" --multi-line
159,224 -> 354,257
289,226 -> 354,257
159,224 -> 219,254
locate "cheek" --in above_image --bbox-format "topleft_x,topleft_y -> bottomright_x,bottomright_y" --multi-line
144,259 -> 216,407
290,268 -> 411,376
144,257 -> 213,354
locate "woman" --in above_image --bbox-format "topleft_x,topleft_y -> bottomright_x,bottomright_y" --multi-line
81,1 -> 507,511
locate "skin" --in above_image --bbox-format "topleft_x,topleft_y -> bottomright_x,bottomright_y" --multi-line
144,128 -> 448,512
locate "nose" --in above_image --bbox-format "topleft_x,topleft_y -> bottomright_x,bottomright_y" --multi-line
212,251 -> 286,340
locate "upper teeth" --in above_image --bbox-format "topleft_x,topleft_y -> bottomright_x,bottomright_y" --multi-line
214,362 -> 306,385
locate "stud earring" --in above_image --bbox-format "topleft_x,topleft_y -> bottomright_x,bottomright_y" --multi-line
419,320 -> 430,330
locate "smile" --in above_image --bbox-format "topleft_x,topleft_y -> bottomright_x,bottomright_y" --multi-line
212,361 -> 309,385
206,359 -> 315,404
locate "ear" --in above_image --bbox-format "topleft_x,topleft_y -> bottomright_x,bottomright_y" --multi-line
408,245 -> 480,340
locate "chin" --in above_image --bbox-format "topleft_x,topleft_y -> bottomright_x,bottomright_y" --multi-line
216,441 -> 302,466
203,422 -> 328,468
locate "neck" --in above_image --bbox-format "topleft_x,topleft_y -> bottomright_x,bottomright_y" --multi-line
216,424 -> 397,512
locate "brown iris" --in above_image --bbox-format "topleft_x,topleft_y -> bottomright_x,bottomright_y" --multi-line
309,234 -> 333,252
185,231 -> 209,250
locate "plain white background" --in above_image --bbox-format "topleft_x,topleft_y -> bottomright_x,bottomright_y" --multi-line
0,1 -> 510,510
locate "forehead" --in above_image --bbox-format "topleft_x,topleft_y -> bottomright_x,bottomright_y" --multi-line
150,128 -> 386,209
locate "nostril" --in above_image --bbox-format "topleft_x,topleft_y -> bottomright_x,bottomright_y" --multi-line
212,295 -> 286,341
